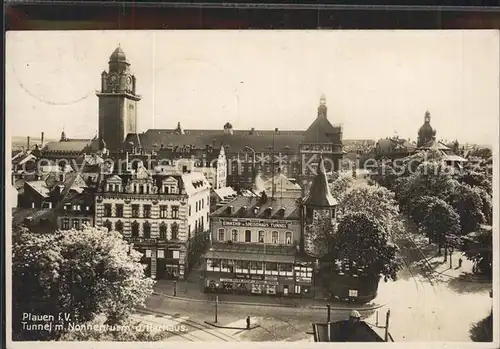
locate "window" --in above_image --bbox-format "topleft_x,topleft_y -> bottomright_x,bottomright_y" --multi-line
171,223 -> 179,240
285,232 -> 292,244
62,218 -> 70,230
143,222 -> 151,238
171,206 -> 179,219
189,205 -> 191,216
266,262 -> 278,271
258,231 -> 265,243
159,223 -> 167,240
160,205 -> 167,218
131,221 -> 139,237
103,220 -> 111,232
82,219 -> 90,227
104,204 -> 112,217
272,231 -> 279,244
115,220 -> 123,233
132,205 -> 139,218
145,249 -> 151,258
139,185 -> 144,194
231,230 -> 238,242
157,250 -> 165,258
245,230 -> 251,243
115,204 -> 124,217
143,205 -> 151,218
218,229 -> 225,241
173,250 -> 180,259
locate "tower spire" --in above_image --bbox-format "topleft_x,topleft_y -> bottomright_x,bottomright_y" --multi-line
303,155 -> 337,207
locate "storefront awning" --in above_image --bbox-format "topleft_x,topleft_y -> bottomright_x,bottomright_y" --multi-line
203,250 -> 295,264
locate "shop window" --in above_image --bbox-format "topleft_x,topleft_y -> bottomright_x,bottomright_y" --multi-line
271,231 -> 279,244
251,284 -> 262,294
250,262 -> 263,274
218,228 -> 225,241
157,250 -> 165,258
231,230 -> 238,242
258,231 -> 265,243
285,232 -> 292,244
210,259 -> 221,272
221,260 -> 230,273
245,230 -> 251,242
266,262 -> 278,275
266,285 -> 277,295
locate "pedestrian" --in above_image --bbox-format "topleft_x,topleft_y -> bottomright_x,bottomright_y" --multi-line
246,316 -> 250,329
458,258 -> 463,268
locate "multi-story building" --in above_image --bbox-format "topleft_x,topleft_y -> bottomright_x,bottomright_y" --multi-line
204,187 -> 317,297
94,161 -> 211,280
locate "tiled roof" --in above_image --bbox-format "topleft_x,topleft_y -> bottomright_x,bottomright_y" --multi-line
204,243 -> 297,263
12,208 -> 53,227
211,195 -> 300,220
303,156 -> 338,207
42,139 -> 93,153
25,181 -> 50,198
213,186 -> 237,200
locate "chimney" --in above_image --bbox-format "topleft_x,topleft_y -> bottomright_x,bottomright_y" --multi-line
27,136 -> 31,150
41,132 -> 45,146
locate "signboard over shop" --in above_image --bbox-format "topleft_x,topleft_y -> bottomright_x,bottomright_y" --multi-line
221,219 -> 290,229
220,278 -> 279,286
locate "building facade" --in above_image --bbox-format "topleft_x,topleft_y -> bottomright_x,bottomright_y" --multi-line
204,193 -> 315,297
94,161 -> 211,280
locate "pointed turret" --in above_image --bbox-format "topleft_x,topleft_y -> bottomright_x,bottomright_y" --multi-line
303,155 -> 337,207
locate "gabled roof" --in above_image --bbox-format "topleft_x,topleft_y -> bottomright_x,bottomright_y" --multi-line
303,116 -> 342,144
303,156 -> 338,207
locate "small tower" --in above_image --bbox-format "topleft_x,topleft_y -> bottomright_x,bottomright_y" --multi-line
417,110 -> 437,147
223,122 -> 234,135
174,122 -> 184,134
60,129 -> 68,142
318,94 -> 327,118
302,155 -> 338,257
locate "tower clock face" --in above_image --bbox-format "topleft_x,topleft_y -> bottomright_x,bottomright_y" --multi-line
109,74 -> 118,89
126,76 -> 133,90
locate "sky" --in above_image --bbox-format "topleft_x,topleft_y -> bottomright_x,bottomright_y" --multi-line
5,30 -> 499,145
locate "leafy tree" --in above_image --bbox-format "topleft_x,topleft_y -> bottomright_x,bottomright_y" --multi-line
447,183 -> 486,234
474,187 -> 493,225
338,184 -> 401,236
330,212 -> 401,282
469,147 -> 492,160
470,310 -> 493,342
407,195 -> 438,230
12,226 -> 155,340
419,197 -> 460,253
463,227 -> 492,276
329,173 -> 353,201
456,169 -> 492,195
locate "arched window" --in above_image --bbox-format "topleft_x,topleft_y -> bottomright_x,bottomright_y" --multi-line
232,229 -> 238,242
159,223 -> 167,240
285,231 -> 292,244
171,222 -> 179,240
271,231 -> 279,244
104,220 -> 112,232
115,220 -> 123,233
131,221 -> 139,237
218,229 -> 225,241
143,221 -> 151,238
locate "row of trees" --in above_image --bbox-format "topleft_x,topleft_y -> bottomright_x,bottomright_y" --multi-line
12,226 -> 160,341
370,149 -> 493,276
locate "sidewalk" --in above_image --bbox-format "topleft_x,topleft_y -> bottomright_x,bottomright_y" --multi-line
153,279 -> 385,311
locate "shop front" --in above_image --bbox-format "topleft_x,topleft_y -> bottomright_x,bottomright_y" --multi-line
156,245 -> 182,280
294,264 -> 314,298
204,272 -> 297,296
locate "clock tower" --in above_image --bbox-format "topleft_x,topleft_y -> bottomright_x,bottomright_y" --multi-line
96,45 -> 141,152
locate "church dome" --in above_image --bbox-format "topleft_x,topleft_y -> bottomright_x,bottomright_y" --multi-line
109,46 -> 128,63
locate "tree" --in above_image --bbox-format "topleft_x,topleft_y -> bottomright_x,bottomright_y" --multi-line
419,197 -> 460,253
338,184 -> 401,236
463,227 -> 492,276
330,212 -> 401,282
446,183 -> 486,234
470,310 -> 493,342
12,226 -> 155,340
407,195 -> 439,230
456,169 -> 492,196
329,173 -> 353,201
